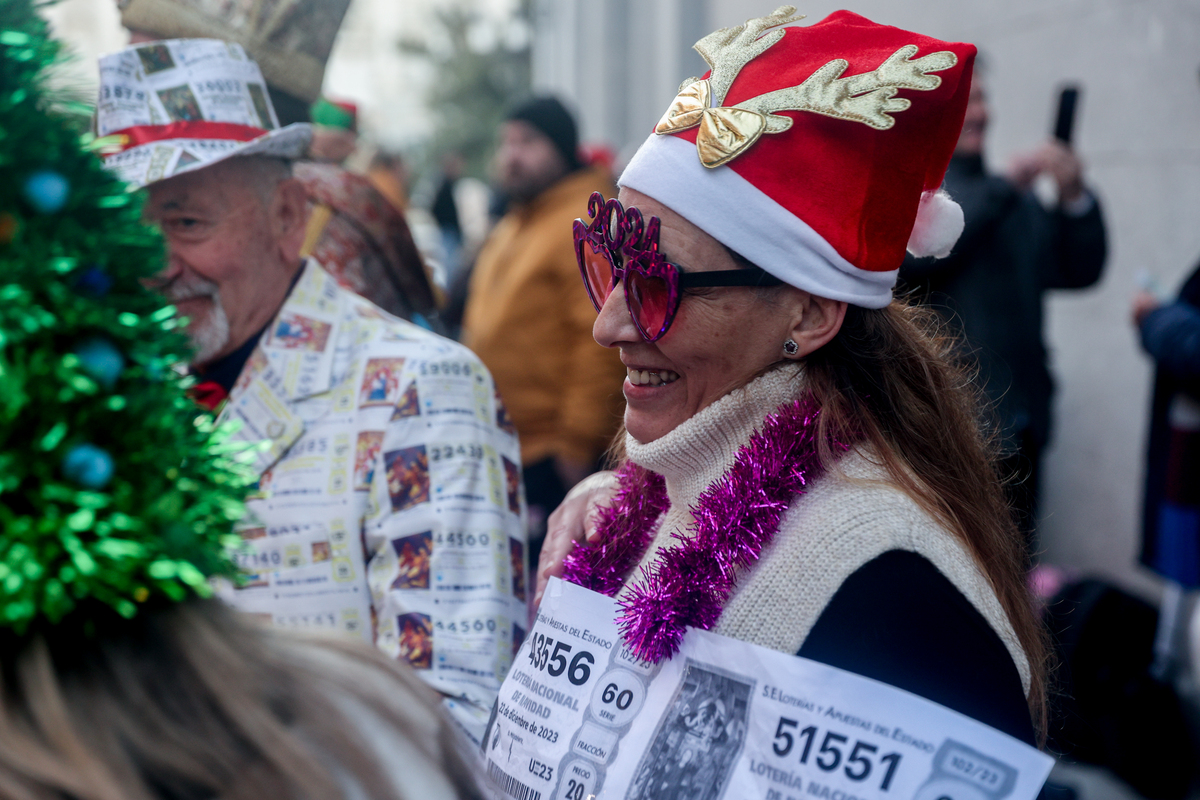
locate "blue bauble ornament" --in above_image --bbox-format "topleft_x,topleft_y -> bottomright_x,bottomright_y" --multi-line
73,265 -> 113,297
23,170 -> 70,214
74,338 -> 125,389
62,444 -> 115,489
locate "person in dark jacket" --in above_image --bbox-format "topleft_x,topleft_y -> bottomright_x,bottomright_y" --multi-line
900,73 -> 1107,548
1134,267 -> 1200,588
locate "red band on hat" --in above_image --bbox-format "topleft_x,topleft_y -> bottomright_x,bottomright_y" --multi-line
110,121 -> 268,152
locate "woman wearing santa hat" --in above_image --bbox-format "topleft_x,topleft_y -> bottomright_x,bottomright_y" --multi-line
550,7 -> 1047,745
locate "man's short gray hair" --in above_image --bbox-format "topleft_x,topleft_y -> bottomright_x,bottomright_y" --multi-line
232,155 -> 294,207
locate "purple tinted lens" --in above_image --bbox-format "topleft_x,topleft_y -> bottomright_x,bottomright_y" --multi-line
626,269 -> 673,339
580,238 -> 615,312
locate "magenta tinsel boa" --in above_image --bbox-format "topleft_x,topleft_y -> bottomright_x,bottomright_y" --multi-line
562,395 -> 844,662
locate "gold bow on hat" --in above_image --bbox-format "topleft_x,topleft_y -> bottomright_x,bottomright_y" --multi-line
654,80 -> 767,169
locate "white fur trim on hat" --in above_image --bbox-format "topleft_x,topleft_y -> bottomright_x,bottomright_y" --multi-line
906,189 -> 964,259
618,134 -> 895,309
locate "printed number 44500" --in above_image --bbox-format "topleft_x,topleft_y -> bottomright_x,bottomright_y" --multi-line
527,632 -> 594,686
772,718 -> 902,791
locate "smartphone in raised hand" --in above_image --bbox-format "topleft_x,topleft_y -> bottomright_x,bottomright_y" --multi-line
1053,86 -> 1080,145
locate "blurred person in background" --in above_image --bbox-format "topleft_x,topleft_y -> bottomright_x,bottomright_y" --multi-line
295,159 -> 439,324
462,97 -> 625,566
368,150 -> 411,212
899,69 -> 1107,550
432,151 -> 493,292
97,40 -> 527,744
1133,264 -> 1200,681
118,0 -> 441,325
433,152 -> 468,282
1133,270 -> 1200,559
309,96 -> 360,165
1044,264 -> 1200,800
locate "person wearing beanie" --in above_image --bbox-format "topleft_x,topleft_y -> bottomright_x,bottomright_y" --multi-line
309,96 -> 359,165
462,96 -> 626,567
537,7 -> 1047,745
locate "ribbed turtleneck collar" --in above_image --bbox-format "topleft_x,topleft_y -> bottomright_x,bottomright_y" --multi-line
625,363 -> 806,510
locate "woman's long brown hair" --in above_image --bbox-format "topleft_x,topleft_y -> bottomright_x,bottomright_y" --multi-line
0,599 -> 481,800
601,293 -> 1050,737
802,299 -> 1050,740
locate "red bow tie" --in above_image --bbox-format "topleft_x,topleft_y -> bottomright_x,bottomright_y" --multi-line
189,380 -> 229,412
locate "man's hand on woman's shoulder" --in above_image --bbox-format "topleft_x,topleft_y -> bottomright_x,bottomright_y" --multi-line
532,470 -> 618,616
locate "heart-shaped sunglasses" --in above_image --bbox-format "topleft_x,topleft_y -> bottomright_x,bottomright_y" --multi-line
573,192 -> 782,342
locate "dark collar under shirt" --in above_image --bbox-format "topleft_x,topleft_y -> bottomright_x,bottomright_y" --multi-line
194,320 -> 269,393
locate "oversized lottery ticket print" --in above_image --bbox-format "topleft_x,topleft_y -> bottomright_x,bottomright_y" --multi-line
483,580 -> 1053,800
217,262 -> 527,743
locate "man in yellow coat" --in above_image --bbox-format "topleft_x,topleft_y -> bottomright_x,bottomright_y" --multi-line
463,98 -> 625,563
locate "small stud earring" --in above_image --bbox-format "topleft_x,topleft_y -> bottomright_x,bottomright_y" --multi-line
783,339 -> 799,356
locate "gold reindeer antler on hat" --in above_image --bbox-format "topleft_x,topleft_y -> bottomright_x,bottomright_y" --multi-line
736,44 -> 958,132
655,6 -> 958,168
695,5 -> 807,106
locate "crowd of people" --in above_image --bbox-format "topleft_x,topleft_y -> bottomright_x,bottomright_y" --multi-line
3,0 -> 1199,798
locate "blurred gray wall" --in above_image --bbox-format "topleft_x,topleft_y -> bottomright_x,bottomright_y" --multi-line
533,0 -> 1200,596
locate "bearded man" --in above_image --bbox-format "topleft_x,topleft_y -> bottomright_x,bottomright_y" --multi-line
100,39 -> 526,742
462,97 -> 625,565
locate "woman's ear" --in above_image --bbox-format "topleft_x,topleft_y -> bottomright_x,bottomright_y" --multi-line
786,292 -> 847,359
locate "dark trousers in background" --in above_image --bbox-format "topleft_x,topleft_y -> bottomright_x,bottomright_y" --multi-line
522,458 -> 568,574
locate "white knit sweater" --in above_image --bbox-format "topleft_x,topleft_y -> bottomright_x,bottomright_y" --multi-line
620,365 -> 1032,696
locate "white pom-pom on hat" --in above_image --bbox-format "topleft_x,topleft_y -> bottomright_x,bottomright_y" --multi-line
906,189 -> 964,259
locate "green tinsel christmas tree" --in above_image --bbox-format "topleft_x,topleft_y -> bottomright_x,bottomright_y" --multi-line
0,0 -> 253,633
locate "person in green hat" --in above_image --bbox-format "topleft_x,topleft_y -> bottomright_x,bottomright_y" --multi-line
310,96 -> 360,166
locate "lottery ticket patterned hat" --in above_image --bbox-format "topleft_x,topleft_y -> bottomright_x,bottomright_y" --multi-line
98,39 -> 312,189
618,7 -> 976,308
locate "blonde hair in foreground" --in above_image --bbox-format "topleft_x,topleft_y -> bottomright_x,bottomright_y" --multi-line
0,599 -> 481,800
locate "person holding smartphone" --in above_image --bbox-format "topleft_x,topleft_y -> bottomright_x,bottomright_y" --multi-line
899,72 -> 1108,551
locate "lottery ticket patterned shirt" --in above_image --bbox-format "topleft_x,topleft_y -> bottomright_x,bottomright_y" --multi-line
218,260 -> 528,743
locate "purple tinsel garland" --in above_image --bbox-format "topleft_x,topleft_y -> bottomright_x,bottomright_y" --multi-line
562,396 -> 840,663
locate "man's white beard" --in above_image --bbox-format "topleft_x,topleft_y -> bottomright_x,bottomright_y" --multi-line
154,274 -> 230,366
189,298 -> 230,365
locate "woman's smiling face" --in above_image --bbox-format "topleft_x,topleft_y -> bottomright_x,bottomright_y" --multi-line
593,187 -> 826,444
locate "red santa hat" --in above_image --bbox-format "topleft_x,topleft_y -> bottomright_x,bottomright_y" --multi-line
618,7 -> 976,308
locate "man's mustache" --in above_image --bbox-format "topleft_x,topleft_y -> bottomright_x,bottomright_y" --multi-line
146,273 -> 220,303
